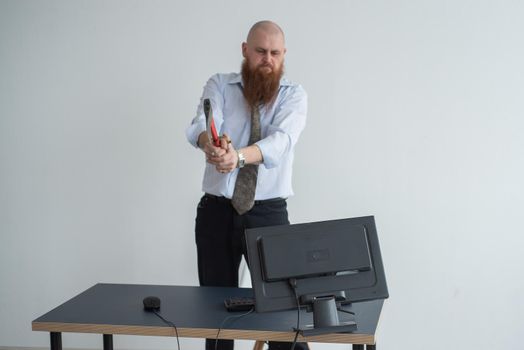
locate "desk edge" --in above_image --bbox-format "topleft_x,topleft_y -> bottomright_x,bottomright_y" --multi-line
32,321 -> 375,345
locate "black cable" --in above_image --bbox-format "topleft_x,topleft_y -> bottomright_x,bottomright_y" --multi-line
289,278 -> 302,350
337,308 -> 355,315
214,307 -> 255,350
153,310 -> 181,350
290,328 -> 302,350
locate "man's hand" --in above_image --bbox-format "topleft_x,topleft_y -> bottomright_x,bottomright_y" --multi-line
198,131 -> 227,158
208,133 -> 238,173
199,132 -> 238,173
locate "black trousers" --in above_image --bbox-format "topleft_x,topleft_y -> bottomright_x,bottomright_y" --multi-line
195,194 -> 308,350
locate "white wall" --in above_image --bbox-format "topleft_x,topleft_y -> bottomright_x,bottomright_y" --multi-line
1,1 -> 523,349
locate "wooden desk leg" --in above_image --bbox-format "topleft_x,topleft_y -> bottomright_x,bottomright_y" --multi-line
50,332 -> 62,350
353,345 -> 364,350
103,334 -> 113,350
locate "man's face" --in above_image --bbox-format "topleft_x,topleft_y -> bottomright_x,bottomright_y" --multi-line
242,28 -> 286,75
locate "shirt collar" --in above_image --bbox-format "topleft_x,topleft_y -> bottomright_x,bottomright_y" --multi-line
227,72 -> 293,87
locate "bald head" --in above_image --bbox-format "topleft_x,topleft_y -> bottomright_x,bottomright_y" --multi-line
246,20 -> 285,44
242,21 -> 287,74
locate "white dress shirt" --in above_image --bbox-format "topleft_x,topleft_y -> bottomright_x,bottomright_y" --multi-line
186,72 -> 307,200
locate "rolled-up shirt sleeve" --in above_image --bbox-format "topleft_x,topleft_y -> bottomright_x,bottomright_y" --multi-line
185,74 -> 225,148
256,85 -> 307,169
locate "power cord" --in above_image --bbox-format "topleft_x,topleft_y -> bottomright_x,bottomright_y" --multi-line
214,307 -> 255,350
289,278 -> 302,350
152,310 -> 181,350
337,308 -> 355,315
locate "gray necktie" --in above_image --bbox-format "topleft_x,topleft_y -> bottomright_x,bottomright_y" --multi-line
231,107 -> 261,215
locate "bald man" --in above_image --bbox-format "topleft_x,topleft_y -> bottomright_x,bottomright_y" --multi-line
186,21 -> 308,350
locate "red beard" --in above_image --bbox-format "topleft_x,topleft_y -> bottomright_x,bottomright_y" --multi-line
241,58 -> 284,110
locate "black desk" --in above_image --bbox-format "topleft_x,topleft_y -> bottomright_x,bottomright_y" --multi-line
32,284 -> 382,350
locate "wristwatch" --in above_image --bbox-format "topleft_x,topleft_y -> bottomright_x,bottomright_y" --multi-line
237,151 -> 246,168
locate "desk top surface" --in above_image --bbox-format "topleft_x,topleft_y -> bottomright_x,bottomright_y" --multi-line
32,283 -> 384,344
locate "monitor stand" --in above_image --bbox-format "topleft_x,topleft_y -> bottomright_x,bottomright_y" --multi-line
297,296 -> 357,336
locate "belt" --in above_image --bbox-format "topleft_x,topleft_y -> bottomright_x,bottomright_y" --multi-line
204,193 -> 285,206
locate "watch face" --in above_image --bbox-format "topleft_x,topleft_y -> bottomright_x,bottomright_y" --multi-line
238,152 -> 245,168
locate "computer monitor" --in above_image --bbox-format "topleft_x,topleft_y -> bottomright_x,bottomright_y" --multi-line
245,216 -> 388,336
